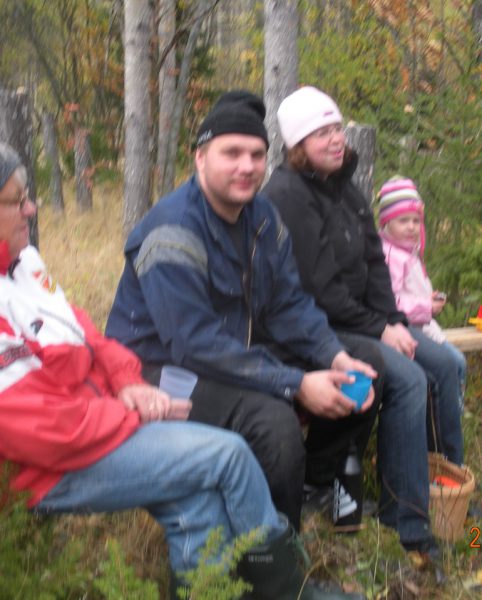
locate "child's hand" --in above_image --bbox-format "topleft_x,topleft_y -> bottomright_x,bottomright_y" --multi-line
432,291 -> 446,316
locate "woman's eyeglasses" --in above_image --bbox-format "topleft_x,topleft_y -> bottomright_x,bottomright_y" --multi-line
0,188 -> 30,211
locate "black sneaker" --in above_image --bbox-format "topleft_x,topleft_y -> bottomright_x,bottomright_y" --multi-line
302,483 -> 333,518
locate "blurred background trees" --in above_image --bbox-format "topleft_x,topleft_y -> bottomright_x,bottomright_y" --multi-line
0,0 -> 480,322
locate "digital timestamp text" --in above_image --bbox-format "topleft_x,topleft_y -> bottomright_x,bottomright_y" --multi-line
470,526 -> 480,548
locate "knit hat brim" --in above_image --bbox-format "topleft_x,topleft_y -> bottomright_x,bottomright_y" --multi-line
377,176 -> 424,226
196,90 -> 269,148
277,86 -> 343,149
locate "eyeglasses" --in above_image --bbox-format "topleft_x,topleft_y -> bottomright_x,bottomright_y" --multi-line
0,188 -> 30,211
309,123 -> 344,140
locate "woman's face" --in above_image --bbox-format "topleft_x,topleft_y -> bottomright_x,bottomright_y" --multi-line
0,170 -> 36,260
301,122 -> 345,177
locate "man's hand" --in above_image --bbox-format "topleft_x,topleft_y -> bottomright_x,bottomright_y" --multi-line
381,323 -> 417,359
331,350 -> 378,379
297,370 -> 362,419
117,384 -> 191,423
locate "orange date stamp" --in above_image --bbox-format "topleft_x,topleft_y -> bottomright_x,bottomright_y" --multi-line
469,526 -> 480,548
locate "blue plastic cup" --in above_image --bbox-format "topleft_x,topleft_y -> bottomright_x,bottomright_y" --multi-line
159,366 -> 198,400
340,370 -> 372,411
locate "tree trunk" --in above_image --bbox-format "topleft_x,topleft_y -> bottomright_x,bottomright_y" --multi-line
162,0 -> 207,196
263,0 -> 299,178
0,88 -> 38,247
123,0 -> 153,235
344,123 -> 376,203
156,0 -> 176,196
41,111 -> 64,212
74,127 -> 93,211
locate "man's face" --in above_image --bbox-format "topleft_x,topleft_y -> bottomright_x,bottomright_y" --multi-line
195,134 -> 267,223
0,171 -> 36,260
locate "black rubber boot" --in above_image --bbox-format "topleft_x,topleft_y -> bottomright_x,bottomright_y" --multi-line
238,524 -> 365,599
169,567 -> 183,600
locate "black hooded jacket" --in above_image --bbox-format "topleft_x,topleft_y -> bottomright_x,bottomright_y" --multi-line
263,152 -> 407,338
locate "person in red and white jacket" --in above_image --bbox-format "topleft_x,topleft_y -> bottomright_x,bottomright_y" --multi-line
0,142 -> 360,600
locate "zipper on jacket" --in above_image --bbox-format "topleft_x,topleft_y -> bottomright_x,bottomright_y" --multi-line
84,377 -> 103,397
244,219 -> 266,348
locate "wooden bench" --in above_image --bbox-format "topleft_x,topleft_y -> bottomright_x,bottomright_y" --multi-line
442,327 -> 482,353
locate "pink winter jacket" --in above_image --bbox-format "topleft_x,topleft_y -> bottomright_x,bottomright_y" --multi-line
380,232 -> 445,343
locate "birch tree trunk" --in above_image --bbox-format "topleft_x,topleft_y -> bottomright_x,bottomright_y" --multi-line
345,123 -> 376,203
263,0 -> 298,178
123,0 -> 153,235
0,88 -> 38,247
162,0 -> 207,196
41,111 -> 64,212
156,0 -> 176,195
74,127 -> 93,211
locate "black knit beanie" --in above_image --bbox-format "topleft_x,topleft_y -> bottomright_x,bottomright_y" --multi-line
0,142 -> 22,192
196,90 -> 269,148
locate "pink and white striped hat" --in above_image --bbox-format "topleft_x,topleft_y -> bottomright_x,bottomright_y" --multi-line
378,175 -> 425,253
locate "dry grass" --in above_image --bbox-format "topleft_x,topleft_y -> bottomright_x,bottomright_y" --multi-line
38,180 -> 125,330
38,182 -> 482,599
39,182 -> 172,597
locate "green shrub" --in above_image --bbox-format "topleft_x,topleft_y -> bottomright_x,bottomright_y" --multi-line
175,527 -> 264,600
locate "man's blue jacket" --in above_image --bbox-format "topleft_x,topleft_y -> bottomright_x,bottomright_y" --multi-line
106,176 -> 343,401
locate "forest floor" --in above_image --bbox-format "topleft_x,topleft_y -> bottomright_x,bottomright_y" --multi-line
35,181 -> 482,599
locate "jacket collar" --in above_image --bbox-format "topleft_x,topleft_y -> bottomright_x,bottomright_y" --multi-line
379,229 -> 421,255
194,176 -> 268,244
0,240 -> 13,276
299,148 -> 359,186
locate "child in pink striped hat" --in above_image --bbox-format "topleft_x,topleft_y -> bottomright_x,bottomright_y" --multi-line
378,175 -> 466,412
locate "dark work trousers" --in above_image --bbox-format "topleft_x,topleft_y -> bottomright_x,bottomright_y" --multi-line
303,332 -> 384,487
142,363 -> 306,531
142,334 -> 383,531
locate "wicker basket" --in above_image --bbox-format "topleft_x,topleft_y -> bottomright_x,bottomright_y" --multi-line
428,452 -> 475,542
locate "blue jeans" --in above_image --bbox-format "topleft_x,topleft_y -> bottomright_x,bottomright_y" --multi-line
35,422 -> 284,572
374,327 -> 463,545
347,334 -> 429,545
410,327 -> 464,464
442,341 -> 466,413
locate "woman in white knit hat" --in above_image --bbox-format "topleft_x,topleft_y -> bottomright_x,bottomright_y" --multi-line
263,86 -> 463,559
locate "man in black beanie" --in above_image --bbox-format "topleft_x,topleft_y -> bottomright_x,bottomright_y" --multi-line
107,90 -> 381,541
195,90 -> 270,147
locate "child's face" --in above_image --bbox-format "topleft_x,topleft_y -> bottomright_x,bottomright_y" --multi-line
385,212 -> 421,244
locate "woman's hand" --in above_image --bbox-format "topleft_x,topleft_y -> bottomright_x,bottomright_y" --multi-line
381,323 -> 417,359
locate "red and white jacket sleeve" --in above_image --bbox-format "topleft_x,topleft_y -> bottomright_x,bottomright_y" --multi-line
0,244 -> 141,504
